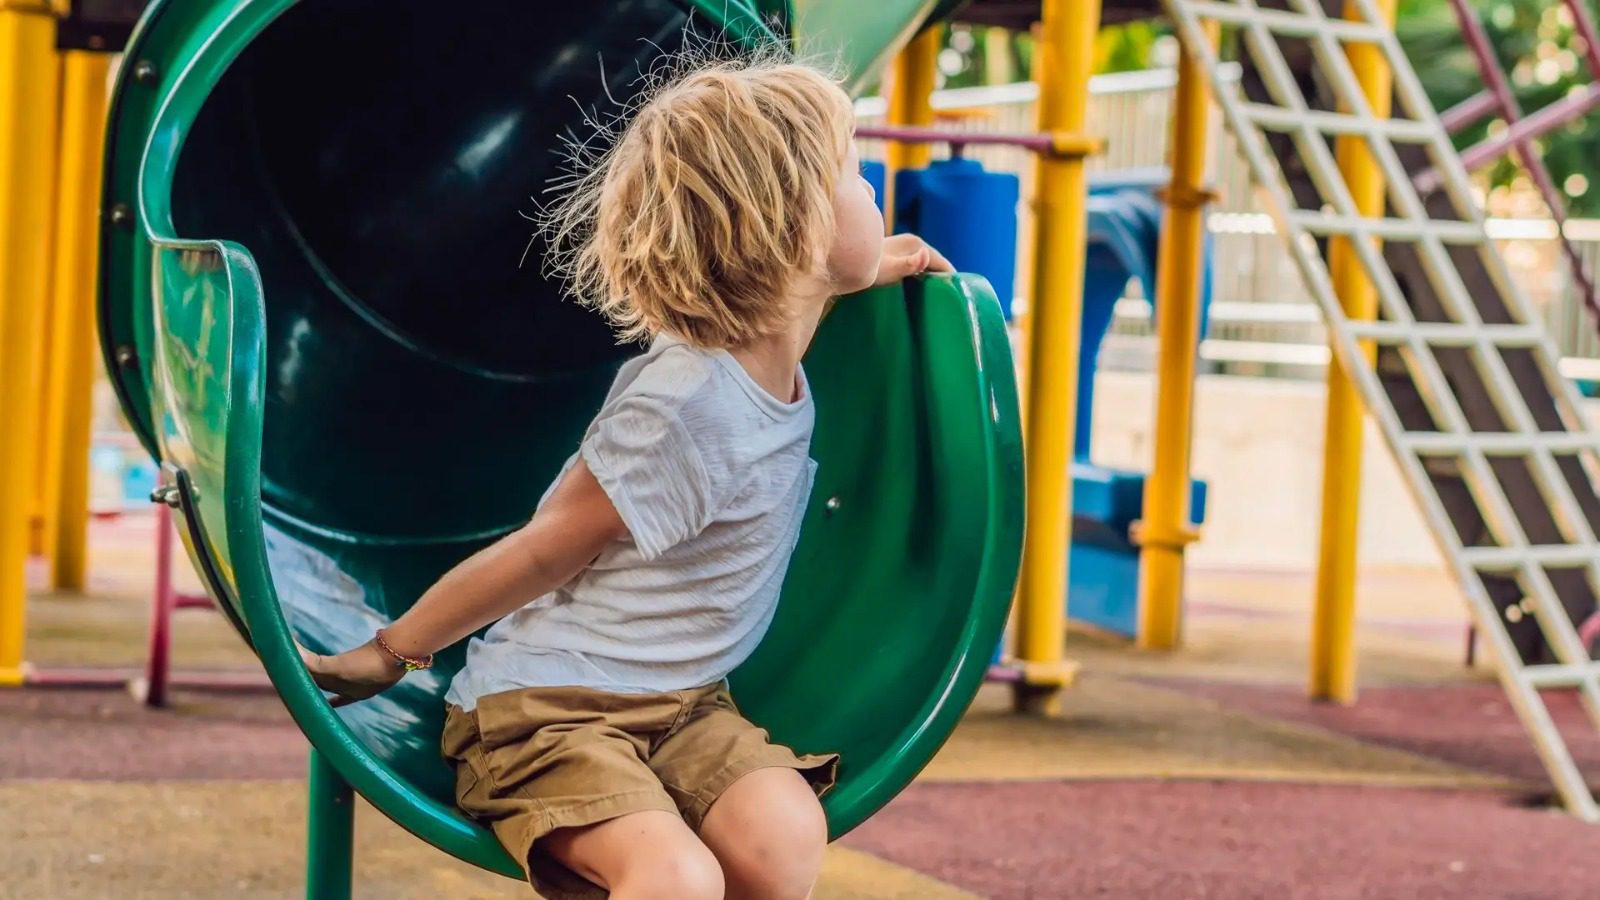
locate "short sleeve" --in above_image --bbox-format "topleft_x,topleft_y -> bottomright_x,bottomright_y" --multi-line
580,395 -> 714,561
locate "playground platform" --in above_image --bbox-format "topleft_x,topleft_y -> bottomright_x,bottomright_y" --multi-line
4,515 -> 1599,898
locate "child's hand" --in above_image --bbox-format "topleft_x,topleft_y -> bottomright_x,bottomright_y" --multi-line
872,233 -> 954,287
298,640 -> 407,707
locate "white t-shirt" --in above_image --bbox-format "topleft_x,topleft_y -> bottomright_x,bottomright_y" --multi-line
444,334 -> 817,709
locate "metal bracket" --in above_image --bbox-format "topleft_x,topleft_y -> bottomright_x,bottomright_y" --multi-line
1045,132 -> 1102,160
1155,183 -> 1221,210
1128,519 -> 1201,551
1016,658 -> 1081,689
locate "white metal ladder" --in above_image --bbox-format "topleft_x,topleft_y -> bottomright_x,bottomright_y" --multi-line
1160,0 -> 1600,819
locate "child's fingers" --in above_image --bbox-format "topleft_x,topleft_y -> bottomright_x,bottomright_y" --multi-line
296,641 -> 325,673
922,244 -> 954,273
874,250 -> 920,286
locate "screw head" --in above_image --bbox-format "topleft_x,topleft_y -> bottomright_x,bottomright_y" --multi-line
108,203 -> 133,229
824,496 -> 841,515
114,345 -> 136,368
132,60 -> 158,84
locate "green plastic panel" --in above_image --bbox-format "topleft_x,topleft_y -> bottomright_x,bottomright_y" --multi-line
789,0 -> 939,91
99,0 -> 1022,878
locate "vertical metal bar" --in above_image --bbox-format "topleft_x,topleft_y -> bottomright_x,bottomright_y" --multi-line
40,49 -> 109,591
142,501 -> 177,708
0,2 -> 62,687
883,24 -> 941,229
1446,0 -> 1518,123
1309,0 -> 1396,704
1135,20 -> 1217,651
307,748 -> 355,900
1563,0 -> 1600,81
1014,0 -> 1100,715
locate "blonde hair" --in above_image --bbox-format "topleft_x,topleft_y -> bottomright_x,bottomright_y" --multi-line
541,53 -> 854,348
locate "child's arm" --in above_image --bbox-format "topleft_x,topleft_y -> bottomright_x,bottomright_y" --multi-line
299,460 -> 628,705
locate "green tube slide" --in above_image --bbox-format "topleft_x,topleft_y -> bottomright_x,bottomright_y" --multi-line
99,0 -> 1022,877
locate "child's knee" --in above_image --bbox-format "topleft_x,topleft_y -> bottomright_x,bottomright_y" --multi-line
720,789 -> 827,899
772,800 -> 829,889
617,844 -> 725,900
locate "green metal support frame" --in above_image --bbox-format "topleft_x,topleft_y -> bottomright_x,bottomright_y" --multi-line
307,748 -> 355,900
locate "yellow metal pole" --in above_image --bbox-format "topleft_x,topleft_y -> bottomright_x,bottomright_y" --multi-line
1310,0 -> 1397,703
25,13 -> 61,560
30,49 -> 64,562
0,1 -> 63,686
1013,23 -> 1044,411
42,50 -> 110,591
1013,0 -> 1101,715
883,24 -> 940,229
1134,22 -> 1217,651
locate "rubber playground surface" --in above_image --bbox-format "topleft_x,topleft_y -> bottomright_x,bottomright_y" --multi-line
5,517 -> 1599,898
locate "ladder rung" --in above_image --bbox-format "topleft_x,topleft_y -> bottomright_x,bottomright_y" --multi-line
1186,2 -> 1389,43
1289,211 -> 1484,242
1240,103 -> 1435,142
1344,321 -> 1543,346
1345,321 -> 1418,344
1402,432 -> 1600,455
1522,663 -> 1600,689
1460,545 -> 1600,570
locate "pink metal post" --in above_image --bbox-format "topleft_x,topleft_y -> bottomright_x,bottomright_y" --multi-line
29,489 -> 270,705
853,123 -> 1095,157
143,502 -> 178,706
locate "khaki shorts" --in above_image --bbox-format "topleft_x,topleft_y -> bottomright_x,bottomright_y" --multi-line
441,682 -> 838,898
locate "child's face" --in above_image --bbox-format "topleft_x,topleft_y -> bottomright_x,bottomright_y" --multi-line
824,141 -> 886,295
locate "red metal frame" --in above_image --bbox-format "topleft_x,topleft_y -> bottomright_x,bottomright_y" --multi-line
26,497 -> 269,706
855,122 -> 1059,153
1419,0 -> 1600,326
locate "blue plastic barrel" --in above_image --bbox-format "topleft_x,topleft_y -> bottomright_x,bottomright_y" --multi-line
861,159 -> 887,215
893,158 -> 1020,318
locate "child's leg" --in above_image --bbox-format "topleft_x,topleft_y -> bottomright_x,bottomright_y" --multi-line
542,810 -> 724,900
636,685 -> 837,900
698,767 -> 828,900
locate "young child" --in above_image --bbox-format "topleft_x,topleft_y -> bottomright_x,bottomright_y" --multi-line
301,55 -> 950,900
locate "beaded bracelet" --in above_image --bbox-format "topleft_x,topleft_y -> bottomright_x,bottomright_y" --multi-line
374,629 -> 434,672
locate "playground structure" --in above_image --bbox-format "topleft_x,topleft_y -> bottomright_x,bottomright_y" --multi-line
5,0 -> 1600,894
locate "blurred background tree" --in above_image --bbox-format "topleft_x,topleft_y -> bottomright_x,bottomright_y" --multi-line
934,20 -> 1169,91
